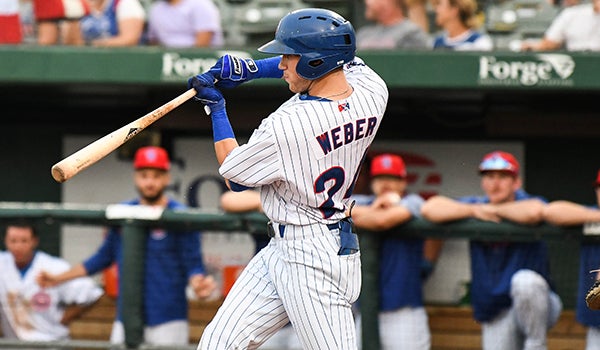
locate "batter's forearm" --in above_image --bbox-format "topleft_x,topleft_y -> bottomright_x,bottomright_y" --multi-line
214,139 -> 239,165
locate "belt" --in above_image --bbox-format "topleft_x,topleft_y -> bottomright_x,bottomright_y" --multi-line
267,221 -> 341,238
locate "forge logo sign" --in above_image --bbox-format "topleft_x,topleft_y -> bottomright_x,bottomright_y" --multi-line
478,54 -> 575,87
160,51 -> 253,81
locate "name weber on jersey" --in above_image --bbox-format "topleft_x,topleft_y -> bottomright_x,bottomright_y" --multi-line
316,116 -> 378,156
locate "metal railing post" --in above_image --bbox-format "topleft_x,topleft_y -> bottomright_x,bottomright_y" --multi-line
121,222 -> 145,348
359,231 -> 380,350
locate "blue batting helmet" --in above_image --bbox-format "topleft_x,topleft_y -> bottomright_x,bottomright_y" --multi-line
258,8 -> 356,80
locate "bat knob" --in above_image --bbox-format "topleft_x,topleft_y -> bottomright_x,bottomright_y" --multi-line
51,165 -> 67,183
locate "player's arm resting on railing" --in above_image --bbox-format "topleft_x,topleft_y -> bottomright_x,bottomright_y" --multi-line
543,200 -> 600,226
37,264 -> 88,288
492,198 -> 545,225
421,195 -> 483,223
352,204 -> 412,231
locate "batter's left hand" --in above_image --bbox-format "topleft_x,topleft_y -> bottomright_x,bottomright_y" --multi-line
208,54 -> 283,89
189,274 -> 217,299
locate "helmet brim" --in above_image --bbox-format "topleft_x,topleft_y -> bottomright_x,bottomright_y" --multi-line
258,39 -> 298,55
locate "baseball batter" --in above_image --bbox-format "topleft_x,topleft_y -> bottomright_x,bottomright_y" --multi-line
0,222 -> 103,341
188,8 -> 388,349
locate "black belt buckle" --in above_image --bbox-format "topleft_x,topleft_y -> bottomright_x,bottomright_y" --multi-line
267,221 -> 276,238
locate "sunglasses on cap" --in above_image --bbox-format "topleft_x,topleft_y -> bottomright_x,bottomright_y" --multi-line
479,157 -> 518,174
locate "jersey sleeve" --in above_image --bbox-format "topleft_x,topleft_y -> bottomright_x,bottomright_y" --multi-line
544,8 -> 572,44
179,231 -> 205,278
401,194 -> 425,217
345,57 -> 389,112
82,228 -> 119,275
219,117 -> 282,187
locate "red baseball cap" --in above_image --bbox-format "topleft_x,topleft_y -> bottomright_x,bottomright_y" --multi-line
370,154 -> 407,178
595,170 -> 600,186
479,151 -> 519,176
133,146 -> 170,171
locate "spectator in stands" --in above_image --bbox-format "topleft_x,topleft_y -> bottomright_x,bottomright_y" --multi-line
542,169 -> 600,349
432,0 -> 493,50
351,153 -> 430,349
421,150 -> 563,350
31,0 -> 90,45
0,220 -> 103,341
0,0 -> 22,44
219,189 -> 302,350
147,0 -> 223,48
37,146 -> 216,346
79,0 -> 146,47
521,0 -> 600,51
356,0 -> 431,50
406,0 -> 430,32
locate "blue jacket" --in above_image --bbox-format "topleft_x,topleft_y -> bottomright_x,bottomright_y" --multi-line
353,193 -> 425,310
83,198 -> 205,326
459,190 -> 553,322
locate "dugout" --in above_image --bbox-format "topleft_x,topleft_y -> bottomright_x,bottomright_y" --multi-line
1,46 -> 600,348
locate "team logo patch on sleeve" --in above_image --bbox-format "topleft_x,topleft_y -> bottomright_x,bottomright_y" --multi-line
338,102 -> 350,112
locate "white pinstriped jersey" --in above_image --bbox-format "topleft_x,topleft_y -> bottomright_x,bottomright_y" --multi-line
200,58 -> 389,350
219,58 -> 389,225
0,251 -> 103,341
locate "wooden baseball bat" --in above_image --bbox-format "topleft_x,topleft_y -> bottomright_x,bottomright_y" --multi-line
51,88 -> 197,183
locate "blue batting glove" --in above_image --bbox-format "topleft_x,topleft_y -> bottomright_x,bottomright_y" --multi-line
209,54 -> 283,89
187,75 -> 225,114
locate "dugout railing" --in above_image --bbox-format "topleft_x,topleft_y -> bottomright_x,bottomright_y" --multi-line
0,202 -> 589,349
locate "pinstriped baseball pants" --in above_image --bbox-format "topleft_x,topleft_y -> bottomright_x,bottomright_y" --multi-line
198,223 -> 361,350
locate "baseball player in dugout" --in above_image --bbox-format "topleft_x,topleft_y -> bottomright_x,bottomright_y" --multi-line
542,169 -> 600,349
350,153 -> 430,349
187,7 -> 389,349
420,151 -> 563,350
0,221 -> 103,341
37,146 -> 216,346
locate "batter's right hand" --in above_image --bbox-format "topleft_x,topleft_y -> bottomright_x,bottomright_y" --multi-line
188,75 -> 226,113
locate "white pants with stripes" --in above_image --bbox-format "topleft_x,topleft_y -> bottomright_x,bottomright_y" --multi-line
198,223 -> 362,350
481,269 -> 563,350
355,306 -> 431,350
110,320 -> 189,345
